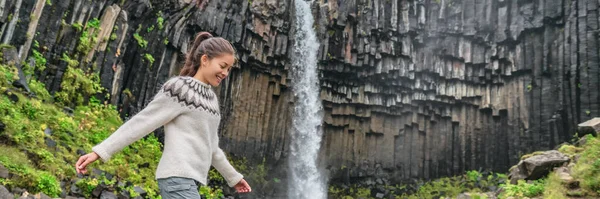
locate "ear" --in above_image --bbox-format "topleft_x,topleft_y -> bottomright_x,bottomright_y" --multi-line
200,54 -> 209,67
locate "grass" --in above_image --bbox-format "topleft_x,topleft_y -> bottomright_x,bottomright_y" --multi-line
571,135 -> 600,196
542,172 -> 567,199
0,61 -> 164,197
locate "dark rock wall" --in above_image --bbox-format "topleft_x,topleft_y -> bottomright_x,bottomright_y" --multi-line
1,0 -> 598,183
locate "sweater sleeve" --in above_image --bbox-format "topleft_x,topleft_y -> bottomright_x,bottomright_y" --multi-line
92,87 -> 182,162
212,147 -> 244,187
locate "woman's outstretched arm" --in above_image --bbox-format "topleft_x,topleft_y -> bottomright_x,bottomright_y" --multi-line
91,90 -> 182,161
76,79 -> 183,173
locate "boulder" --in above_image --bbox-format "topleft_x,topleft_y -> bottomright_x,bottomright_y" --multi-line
0,164 -> 9,178
577,118 -> 600,137
100,190 -> 118,199
0,185 -> 14,199
509,150 -> 569,184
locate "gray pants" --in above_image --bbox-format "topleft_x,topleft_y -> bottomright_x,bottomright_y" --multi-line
158,177 -> 202,199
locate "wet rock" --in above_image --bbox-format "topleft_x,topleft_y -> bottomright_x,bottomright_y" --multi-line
5,90 -> 19,103
76,149 -> 86,156
0,164 -> 9,178
16,191 -> 35,199
578,117 -> 600,137
5,49 -> 31,93
63,107 -> 74,116
92,184 -> 106,197
70,180 -> 83,196
45,137 -> 57,148
509,150 -> 570,184
43,127 -> 52,136
555,166 -> 579,189
133,186 -> 146,198
139,162 -> 150,168
65,196 -> 86,199
11,187 -> 25,196
100,190 -> 118,199
0,185 -> 13,199
34,193 -> 52,199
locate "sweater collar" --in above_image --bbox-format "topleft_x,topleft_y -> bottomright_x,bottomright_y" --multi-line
182,76 -> 212,89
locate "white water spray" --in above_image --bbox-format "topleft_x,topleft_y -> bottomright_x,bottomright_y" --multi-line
288,0 -> 326,198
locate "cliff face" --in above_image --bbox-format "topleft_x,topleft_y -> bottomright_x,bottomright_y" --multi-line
1,0 -> 598,184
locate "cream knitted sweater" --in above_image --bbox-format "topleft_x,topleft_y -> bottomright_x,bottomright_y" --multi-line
92,76 -> 243,187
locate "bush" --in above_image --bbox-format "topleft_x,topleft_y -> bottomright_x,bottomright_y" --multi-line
500,179 -> 545,198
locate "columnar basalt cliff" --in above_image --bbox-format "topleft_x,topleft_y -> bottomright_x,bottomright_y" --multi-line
1,0 -> 598,186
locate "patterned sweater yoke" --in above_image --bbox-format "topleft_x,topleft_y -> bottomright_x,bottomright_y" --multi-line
92,76 -> 243,187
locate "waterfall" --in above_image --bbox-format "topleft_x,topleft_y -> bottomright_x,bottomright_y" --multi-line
288,0 -> 326,198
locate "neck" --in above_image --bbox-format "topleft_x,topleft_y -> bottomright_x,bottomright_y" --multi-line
192,74 -> 210,85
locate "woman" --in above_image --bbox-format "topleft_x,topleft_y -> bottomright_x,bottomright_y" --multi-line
75,32 -> 252,198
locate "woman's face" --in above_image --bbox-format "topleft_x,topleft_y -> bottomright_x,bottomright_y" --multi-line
194,54 -> 234,87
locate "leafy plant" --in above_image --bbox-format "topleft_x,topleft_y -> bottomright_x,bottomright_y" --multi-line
144,53 -> 155,66
500,179 -> 545,198
157,13 -> 165,30
133,33 -> 148,48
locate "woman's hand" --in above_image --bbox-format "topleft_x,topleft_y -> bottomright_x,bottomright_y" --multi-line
75,152 -> 99,174
234,179 -> 251,193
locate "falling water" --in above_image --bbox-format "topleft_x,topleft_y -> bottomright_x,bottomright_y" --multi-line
288,0 -> 326,198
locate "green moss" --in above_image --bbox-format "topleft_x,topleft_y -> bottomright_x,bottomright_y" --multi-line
0,146 -> 61,197
520,151 -> 545,160
144,53 -> 155,66
72,23 -> 83,32
572,135 -> 600,195
558,144 -> 583,156
133,33 -> 148,48
147,25 -> 155,33
157,13 -> 165,30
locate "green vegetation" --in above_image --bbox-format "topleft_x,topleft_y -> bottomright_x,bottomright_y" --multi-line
133,33 -> 148,48
500,179 -> 545,198
329,171 -> 507,199
76,18 -> 102,56
0,56 -> 163,198
157,12 -> 165,30
542,172 -> 567,199
147,25 -> 155,33
144,53 -> 155,66
572,135 -> 600,195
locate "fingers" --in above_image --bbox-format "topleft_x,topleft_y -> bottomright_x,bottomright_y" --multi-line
242,180 -> 252,192
235,179 -> 251,193
75,154 -> 97,174
75,155 -> 87,174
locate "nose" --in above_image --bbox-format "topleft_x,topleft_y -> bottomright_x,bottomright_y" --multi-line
221,69 -> 229,77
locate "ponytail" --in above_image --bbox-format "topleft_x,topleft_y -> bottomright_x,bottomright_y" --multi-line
180,32 -> 213,76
